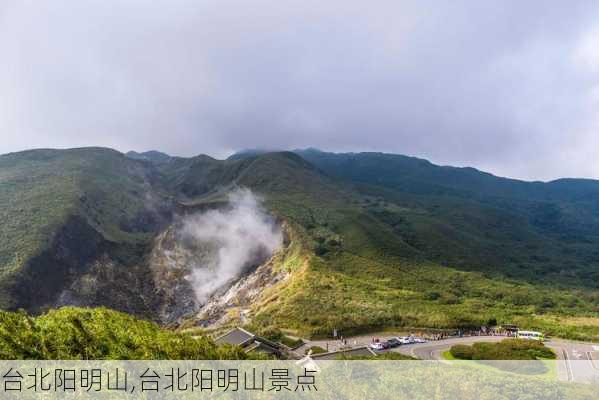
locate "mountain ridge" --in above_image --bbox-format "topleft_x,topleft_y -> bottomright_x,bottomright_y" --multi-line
1,146 -> 598,340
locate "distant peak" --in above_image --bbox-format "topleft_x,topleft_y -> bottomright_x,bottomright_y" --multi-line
126,150 -> 171,164
227,148 -> 283,161
293,147 -> 324,154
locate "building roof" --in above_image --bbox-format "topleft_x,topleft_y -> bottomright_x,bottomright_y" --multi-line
214,327 -> 255,347
244,340 -> 280,354
214,327 -> 282,354
311,346 -> 376,360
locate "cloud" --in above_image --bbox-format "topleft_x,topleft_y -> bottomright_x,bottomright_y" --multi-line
0,1 -> 598,180
180,188 -> 282,304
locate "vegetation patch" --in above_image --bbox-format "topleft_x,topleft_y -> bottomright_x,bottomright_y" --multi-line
0,307 -> 252,360
279,335 -> 304,349
449,339 -> 556,360
306,346 -> 327,355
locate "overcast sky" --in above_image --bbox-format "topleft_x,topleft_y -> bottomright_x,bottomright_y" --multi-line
1,1 -> 598,181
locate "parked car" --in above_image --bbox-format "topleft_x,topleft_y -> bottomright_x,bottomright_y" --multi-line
413,337 -> 427,343
398,336 -> 415,345
386,338 -> 401,348
369,342 -> 387,351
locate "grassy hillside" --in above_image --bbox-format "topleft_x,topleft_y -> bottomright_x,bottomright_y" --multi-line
174,151 -> 599,340
295,149 -> 599,289
0,307 -> 247,359
248,202 -> 599,340
0,148 -> 171,311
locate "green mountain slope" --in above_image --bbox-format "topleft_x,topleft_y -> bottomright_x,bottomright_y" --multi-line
294,149 -> 599,288
162,150 -> 598,340
0,147 -> 598,343
0,147 -> 172,312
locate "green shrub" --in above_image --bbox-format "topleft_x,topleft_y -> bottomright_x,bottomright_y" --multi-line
0,307 -> 250,360
450,344 -> 474,359
424,291 -> 441,301
450,339 -> 555,361
259,327 -> 283,341
306,346 -> 327,355
280,335 -> 304,349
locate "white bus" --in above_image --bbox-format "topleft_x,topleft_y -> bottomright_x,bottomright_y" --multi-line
516,330 -> 544,341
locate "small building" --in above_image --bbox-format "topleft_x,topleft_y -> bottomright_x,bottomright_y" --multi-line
214,327 -> 255,347
310,346 -> 376,360
214,327 -> 282,356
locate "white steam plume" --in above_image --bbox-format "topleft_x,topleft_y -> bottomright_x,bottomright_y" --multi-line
181,188 -> 282,304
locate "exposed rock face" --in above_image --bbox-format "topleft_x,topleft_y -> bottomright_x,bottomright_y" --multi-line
12,215 -> 109,313
145,217 -> 288,326
56,255 -> 159,317
147,223 -> 200,324
192,249 -> 289,328
50,216 -> 165,318
12,190 -> 285,328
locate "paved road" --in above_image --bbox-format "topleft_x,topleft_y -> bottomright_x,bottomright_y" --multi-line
391,337 -> 599,382
297,333 -> 508,359
298,334 -> 599,383
392,335 -> 504,359
548,339 -> 599,382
